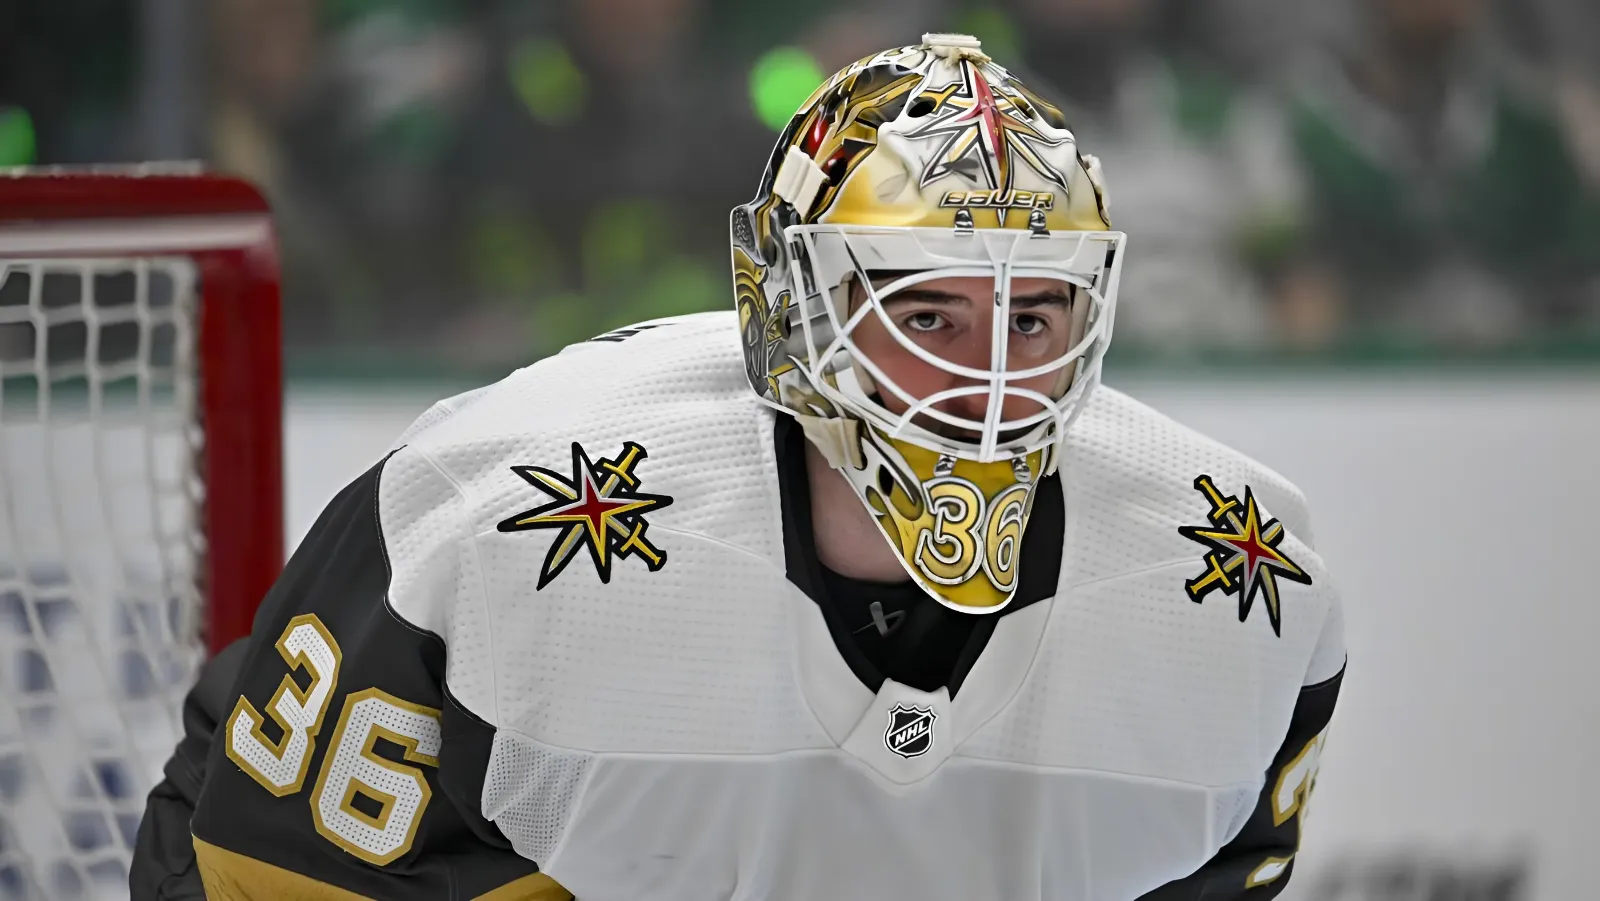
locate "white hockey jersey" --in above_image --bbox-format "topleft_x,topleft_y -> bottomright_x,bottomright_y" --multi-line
186,311 -> 1344,901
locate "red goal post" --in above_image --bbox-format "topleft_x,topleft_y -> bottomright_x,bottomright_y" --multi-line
0,164 -> 283,898
0,164 -> 283,652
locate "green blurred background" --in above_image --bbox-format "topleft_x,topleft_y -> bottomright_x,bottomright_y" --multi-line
4,0 -> 1598,380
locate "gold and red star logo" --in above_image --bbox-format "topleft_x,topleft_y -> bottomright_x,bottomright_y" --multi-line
1178,475 -> 1311,636
498,441 -> 673,589
903,58 -> 1073,221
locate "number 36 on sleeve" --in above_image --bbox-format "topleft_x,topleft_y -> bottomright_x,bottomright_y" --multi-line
225,614 -> 443,865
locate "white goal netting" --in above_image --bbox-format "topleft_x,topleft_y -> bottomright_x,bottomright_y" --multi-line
0,257 -> 205,900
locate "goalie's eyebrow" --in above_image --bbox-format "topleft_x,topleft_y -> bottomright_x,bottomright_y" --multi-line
878,287 -> 1072,308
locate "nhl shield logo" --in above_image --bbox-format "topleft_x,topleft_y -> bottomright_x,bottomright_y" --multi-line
884,703 -> 937,759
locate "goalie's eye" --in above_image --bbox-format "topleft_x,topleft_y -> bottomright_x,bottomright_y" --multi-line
904,311 -> 946,332
1013,314 -> 1047,336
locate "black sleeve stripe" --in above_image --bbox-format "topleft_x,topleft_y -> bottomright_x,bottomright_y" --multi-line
438,685 -> 519,853
1300,663 -> 1346,696
130,637 -> 251,900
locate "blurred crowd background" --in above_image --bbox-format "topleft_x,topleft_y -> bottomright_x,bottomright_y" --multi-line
4,7 -> 1597,899
2,0 -> 1599,373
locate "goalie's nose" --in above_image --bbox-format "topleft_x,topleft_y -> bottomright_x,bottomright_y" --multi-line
938,387 -> 990,424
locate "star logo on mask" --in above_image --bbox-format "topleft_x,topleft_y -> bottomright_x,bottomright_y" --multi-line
498,441 -> 673,589
1178,475 -> 1311,636
902,58 -> 1073,220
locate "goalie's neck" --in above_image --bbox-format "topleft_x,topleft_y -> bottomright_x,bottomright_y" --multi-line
774,415 -> 1066,696
804,438 -> 913,584
790,418 -> 1066,606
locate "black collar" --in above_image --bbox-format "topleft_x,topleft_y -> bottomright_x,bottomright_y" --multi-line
775,416 -> 1063,695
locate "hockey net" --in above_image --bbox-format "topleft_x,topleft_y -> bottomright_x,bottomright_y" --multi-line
0,166 -> 282,900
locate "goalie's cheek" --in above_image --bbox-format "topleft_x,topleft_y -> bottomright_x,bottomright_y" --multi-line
852,332 -> 965,415
998,385 -> 1056,423
872,358 -> 963,417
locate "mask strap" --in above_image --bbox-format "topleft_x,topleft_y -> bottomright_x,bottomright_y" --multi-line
797,412 -> 865,471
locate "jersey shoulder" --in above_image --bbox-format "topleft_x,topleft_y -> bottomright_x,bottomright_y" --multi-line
1063,384 -> 1318,580
394,309 -> 773,551
396,311 -> 748,451
1061,385 -> 1344,684
188,453 -> 560,899
375,311 -> 784,696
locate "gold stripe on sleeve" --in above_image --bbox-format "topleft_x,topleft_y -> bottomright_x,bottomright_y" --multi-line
193,836 -> 574,901
193,837 -> 372,900
471,871 -> 574,901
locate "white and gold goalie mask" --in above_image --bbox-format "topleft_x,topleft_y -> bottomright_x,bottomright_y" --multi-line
730,33 -> 1126,612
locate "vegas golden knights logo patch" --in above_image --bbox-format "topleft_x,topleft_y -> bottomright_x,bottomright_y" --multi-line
1177,475 -> 1311,637
498,441 -> 673,589
884,703 -> 936,759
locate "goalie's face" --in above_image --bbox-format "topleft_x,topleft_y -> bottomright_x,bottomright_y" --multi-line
850,275 -> 1078,441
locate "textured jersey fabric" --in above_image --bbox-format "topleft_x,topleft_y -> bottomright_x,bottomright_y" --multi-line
394,312 -> 1343,899
168,310 -> 1344,901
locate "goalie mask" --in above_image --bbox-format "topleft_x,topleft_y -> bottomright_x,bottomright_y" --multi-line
730,34 -> 1125,612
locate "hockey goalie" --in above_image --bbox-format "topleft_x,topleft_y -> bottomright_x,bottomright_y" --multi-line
132,33 -> 1345,901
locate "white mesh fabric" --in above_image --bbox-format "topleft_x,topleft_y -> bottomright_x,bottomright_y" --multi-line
481,733 -> 592,867
0,258 -> 203,900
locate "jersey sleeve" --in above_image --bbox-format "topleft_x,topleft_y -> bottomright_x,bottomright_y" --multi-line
130,638 -> 248,900
186,450 -> 571,901
1139,597 -> 1346,900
